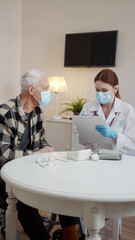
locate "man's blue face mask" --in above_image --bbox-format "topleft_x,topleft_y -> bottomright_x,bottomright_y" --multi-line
38,90 -> 51,107
34,88 -> 51,107
96,91 -> 112,104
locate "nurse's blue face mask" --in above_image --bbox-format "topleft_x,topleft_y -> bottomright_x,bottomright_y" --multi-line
34,88 -> 51,107
96,91 -> 112,104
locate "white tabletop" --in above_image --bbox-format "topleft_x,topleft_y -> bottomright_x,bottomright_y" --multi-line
1,152 -> 135,202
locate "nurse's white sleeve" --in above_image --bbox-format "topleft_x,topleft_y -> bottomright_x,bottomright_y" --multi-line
115,133 -> 135,154
115,105 -> 135,154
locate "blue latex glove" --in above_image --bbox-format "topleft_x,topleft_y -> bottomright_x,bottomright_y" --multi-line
95,125 -> 118,139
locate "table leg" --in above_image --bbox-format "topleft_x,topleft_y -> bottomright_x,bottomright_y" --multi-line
83,204 -> 105,240
6,193 -> 18,240
85,230 -> 101,240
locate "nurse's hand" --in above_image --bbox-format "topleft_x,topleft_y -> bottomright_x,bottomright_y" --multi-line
95,125 -> 118,140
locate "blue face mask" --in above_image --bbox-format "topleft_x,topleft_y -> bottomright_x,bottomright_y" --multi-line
38,90 -> 51,107
96,91 -> 112,104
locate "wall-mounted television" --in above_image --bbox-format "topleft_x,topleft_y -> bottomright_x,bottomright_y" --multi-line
64,30 -> 118,67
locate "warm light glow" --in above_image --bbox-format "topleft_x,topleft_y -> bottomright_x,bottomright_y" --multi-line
48,76 -> 68,93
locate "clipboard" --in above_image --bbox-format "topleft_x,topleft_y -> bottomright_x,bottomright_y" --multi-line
72,115 -> 111,145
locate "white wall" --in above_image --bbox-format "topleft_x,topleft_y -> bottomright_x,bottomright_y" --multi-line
21,0 -> 135,118
0,0 -> 22,103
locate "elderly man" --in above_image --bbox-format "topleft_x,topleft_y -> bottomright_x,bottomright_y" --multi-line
0,70 -> 78,240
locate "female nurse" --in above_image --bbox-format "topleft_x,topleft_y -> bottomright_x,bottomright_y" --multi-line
80,69 -> 135,155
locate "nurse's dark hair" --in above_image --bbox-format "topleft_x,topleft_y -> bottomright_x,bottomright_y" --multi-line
94,69 -> 121,99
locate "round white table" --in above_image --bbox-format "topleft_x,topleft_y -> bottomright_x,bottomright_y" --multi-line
1,151 -> 135,240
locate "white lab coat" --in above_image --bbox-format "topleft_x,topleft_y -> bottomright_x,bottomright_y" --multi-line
78,97 -> 135,155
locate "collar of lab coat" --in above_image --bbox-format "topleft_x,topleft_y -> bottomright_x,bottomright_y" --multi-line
90,97 -> 123,122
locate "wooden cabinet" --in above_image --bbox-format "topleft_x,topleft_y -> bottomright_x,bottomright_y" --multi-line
45,119 -> 84,151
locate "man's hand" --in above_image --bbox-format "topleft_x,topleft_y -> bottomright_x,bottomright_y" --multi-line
39,146 -> 55,153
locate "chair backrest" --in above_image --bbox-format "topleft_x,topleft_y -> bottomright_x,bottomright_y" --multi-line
0,209 -> 6,240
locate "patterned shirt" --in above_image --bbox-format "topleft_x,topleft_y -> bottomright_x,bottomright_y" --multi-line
0,95 -> 50,168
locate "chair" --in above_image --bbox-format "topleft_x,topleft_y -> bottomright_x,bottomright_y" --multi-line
43,213 -> 86,240
0,178 -> 7,240
0,209 -> 5,240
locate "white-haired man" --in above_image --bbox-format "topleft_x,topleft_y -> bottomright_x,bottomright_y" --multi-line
0,70 -> 79,240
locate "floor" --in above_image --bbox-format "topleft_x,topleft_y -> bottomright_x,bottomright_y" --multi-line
1,210 -> 135,239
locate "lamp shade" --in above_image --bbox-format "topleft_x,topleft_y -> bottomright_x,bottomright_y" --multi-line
48,76 -> 68,93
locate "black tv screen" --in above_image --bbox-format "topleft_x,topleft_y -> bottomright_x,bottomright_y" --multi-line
64,30 -> 118,67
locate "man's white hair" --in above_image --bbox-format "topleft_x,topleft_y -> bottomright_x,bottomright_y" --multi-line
20,69 -> 45,93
